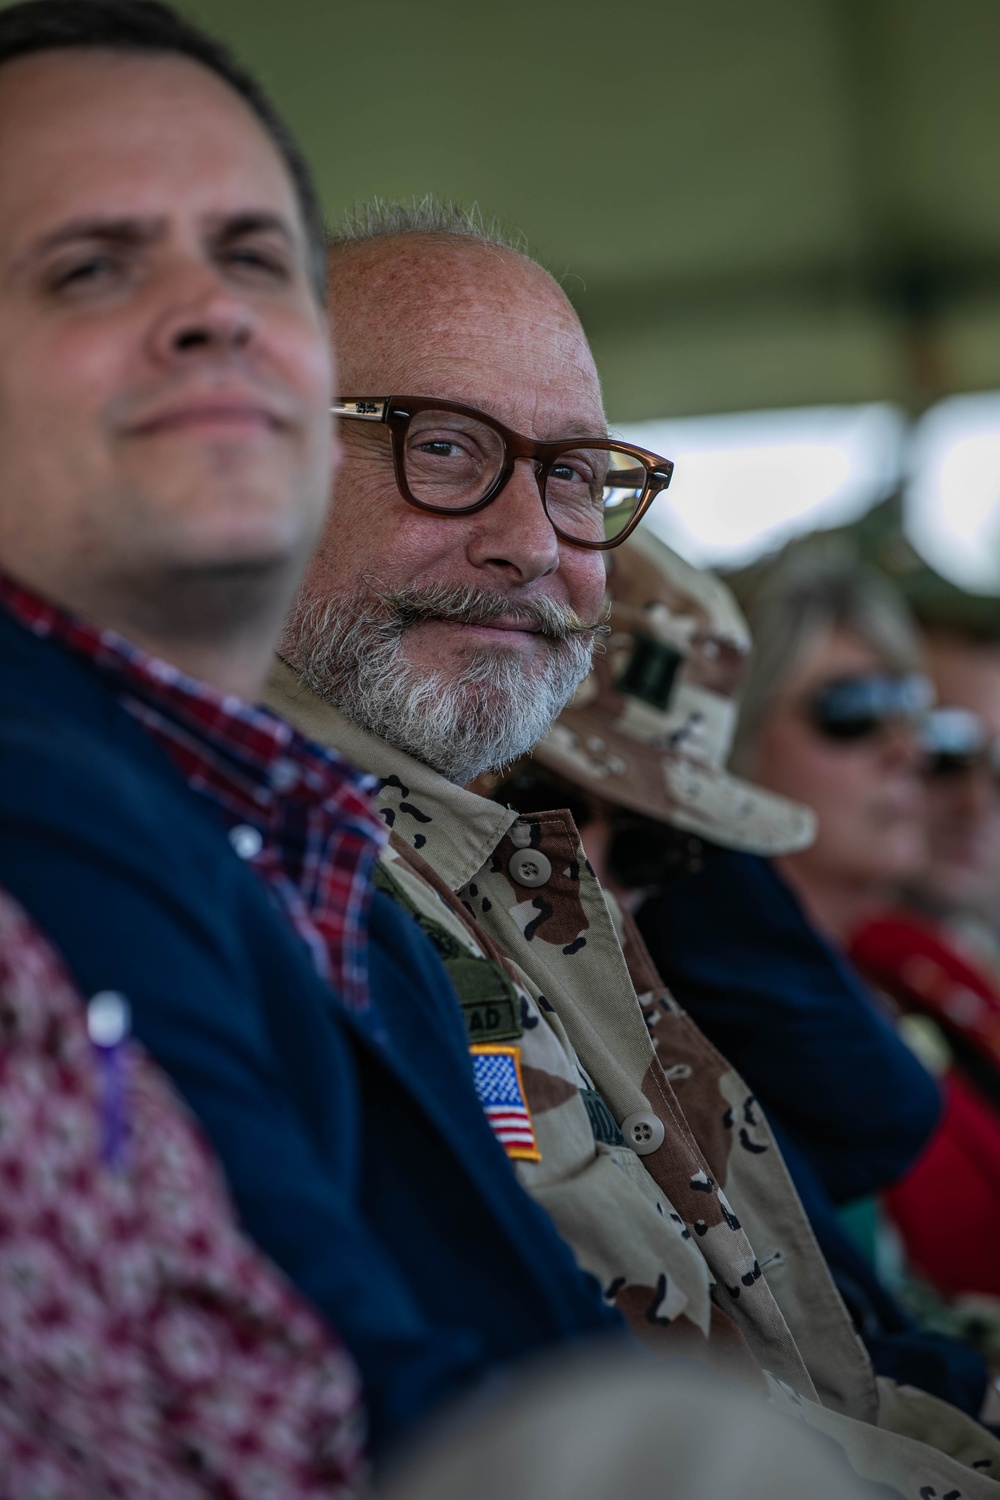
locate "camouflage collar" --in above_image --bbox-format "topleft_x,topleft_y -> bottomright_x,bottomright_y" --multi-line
267,657 -> 519,891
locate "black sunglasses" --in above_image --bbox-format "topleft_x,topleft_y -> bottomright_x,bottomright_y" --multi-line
806,672 -> 933,742
923,707 -> 1000,783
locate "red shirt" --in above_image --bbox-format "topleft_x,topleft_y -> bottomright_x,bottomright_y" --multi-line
852,909 -> 1000,1297
0,888 -> 365,1498
0,573 -> 386,1012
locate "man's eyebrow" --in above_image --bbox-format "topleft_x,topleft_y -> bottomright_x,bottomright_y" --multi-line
14,210 -> 297,273
529,421 -> 610,444
210,211 -> 296,244
215,211 -> 293,237
561,424 -> 611,442
469,401 -> 608,443
16,216 -> 165,269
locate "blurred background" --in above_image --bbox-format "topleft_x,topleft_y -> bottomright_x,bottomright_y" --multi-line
59,0 -> 1000,596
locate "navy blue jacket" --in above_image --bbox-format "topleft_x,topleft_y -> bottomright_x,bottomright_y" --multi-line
637,851 -> 987,1416
638,851 -> 940,1201
0,608 -> 621,1457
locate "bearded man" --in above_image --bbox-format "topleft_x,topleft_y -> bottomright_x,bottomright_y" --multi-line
270,201 -> 1000,1498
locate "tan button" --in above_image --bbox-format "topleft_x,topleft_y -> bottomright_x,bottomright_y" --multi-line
621,1111 -> 665,1156
508,849 -> 552,888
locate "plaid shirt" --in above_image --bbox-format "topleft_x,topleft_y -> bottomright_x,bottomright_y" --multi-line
0,573 -> 386,1012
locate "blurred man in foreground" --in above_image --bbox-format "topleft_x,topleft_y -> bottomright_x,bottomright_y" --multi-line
272,201 -> 1000,1497
0,0 -> 623,1466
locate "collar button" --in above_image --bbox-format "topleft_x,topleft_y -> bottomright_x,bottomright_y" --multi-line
509,849 -> 552,888
271,757 -> 300,793
229,824 -> 263,860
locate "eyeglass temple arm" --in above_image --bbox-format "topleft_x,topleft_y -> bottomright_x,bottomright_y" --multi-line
617,459 -> 673,492
648,459 -> 675,490
331,398 -> 390,420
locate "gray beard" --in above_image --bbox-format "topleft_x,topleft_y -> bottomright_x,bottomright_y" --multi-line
281,581 -> 598,784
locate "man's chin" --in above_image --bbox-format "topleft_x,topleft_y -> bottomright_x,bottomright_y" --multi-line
168,510 -> 319,577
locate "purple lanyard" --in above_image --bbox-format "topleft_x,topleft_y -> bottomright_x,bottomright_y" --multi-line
86,991 -> 131,1170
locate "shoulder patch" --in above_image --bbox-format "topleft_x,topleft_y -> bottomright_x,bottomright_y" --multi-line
470,1044 -> 541,1162
462,987 -> 522,1044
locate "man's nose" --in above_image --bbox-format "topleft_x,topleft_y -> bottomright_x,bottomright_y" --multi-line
464,456 -> 560,583
146,266 -> 257,364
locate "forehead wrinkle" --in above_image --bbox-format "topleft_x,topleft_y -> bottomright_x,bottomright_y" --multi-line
377,342 -> 587,384
328,235 -> 584,347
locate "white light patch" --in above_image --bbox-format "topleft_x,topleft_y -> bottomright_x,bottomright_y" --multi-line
906,394 -> 1000,594
615,404 -> 906,570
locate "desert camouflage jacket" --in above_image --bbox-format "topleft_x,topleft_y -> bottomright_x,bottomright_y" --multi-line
267,661 -> 1000,1499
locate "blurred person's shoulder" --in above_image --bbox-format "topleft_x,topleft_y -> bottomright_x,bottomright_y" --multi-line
0,886 -> 365,1497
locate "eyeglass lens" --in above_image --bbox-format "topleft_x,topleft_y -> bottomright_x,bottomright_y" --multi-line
403,409 -> 648,544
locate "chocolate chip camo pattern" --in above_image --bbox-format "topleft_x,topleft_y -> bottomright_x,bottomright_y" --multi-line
268,659 -> 1000,1500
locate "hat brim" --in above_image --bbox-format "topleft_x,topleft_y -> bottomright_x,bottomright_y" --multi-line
534,712 -> 815,858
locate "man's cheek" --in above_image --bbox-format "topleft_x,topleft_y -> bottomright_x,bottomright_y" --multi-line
565,554 -> 607,623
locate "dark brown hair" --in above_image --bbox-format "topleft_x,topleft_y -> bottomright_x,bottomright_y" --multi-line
0,0 -> 325,297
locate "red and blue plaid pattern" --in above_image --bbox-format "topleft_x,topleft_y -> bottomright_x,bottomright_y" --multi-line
0,574 -> 386,1012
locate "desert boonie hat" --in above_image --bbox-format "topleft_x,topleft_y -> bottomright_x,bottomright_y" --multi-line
534,528 -> 816,857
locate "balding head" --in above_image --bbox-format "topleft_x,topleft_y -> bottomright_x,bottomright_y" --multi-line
326,233 -> 603,428
281,228 -> 610,784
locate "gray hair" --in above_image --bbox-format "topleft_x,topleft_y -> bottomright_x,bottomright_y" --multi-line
328,194 -> 530,257
280,578 -> 596,784
730,536 -> 922,769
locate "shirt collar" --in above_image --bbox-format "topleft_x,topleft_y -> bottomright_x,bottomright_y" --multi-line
0,570 -> 382,823
267,656 -> 518,891
0,571 -> 388,1014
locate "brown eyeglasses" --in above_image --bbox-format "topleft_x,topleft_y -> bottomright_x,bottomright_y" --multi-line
332,396 -> 674,550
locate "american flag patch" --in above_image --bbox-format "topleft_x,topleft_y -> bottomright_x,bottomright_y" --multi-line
470,1044 -> 541,1162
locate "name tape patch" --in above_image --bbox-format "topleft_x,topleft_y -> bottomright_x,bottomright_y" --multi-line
580,1087 -> 627,1148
